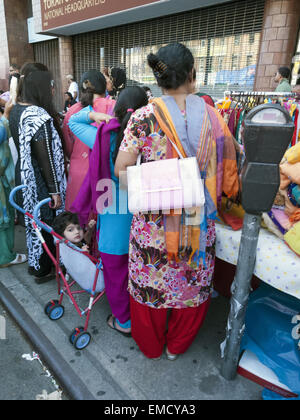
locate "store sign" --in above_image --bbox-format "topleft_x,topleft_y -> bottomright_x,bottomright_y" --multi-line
41,0 -> 161,31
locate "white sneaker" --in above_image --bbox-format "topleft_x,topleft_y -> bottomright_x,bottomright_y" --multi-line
166,348 -> 178,361
0,253 -> 27,268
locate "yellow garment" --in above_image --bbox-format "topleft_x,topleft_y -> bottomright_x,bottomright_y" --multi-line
220,197 -> 245,219
217,97 -> 232,110
218,197 -> 245,230
289,103 -> 297,118
284,222 -> 300,256
284,141 -> 300,164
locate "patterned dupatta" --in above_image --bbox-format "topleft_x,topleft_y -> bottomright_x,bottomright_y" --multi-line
71,118 -> 121,226
153,95 -> 239,268
19,106 -> 66,270
0,118 -> 15,228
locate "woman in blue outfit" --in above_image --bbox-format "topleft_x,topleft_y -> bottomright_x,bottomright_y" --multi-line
69,86 -> 148,336
0,101 -> 27,267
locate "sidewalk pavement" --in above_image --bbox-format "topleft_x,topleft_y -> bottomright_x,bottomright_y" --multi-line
0,225 -> 263,400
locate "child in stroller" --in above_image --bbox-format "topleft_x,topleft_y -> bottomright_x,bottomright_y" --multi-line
9,185 -> 105,350
52,211 -> 96,253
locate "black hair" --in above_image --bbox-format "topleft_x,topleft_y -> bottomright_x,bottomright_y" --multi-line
22,70 -> 57,119
21,68 -> 66,157
113,86 -> 148,162
278,66 -> 291,79
9,63 -> 20,71
17,62 -> 49,103
65,91 -> 73,100
111,68 -> 126,90
52,212 -> 80,237
80,70 -> 107,107
104,67 -> 126,98
147,43 -> 195,90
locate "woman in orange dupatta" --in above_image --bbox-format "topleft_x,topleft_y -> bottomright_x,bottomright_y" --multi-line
63,70 -> 115,210
115,43 -> 241,360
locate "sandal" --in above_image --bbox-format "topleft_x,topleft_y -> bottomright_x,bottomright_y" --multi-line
106,314 -> 131,338
0,253 -> 27,268
166,348 -> 178,361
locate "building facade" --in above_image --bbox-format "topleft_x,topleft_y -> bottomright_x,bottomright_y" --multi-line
0,0 -> 299,109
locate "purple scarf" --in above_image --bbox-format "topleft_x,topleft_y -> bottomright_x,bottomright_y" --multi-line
71,118 -> 120,226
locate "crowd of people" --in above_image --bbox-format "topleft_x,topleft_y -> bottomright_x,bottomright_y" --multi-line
0,42 -> 242,360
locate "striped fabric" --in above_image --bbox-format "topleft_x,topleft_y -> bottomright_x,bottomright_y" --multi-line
152,95 -> 240,267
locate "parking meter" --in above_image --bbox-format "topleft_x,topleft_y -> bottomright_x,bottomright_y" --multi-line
221,103 -> 295,381
242,103 -> 295,214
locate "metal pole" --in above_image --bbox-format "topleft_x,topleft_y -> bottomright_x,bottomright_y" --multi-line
221,212 -> 262,380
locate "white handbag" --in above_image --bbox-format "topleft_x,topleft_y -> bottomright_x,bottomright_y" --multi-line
127,138 -> 205,214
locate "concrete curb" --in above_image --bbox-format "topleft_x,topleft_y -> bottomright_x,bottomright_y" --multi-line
0,281 -> 95,401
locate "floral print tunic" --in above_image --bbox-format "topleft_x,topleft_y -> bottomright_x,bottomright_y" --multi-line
120,103 -> 216,309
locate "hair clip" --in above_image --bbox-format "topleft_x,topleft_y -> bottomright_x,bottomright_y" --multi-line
127,108 -> 134,113
154,61 -> 168,78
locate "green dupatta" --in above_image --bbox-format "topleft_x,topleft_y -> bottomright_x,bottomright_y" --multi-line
0,117 -> 15,229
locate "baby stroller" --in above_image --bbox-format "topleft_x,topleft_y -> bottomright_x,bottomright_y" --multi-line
9,185 -> 105,350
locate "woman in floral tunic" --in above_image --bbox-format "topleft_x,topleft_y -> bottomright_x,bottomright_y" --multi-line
115,43 -> 240,360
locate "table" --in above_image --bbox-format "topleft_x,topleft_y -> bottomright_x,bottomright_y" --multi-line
215,223 -> 300,301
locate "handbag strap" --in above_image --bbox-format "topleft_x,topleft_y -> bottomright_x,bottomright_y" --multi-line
167,137 -> 185,159
136,136 -> 185,167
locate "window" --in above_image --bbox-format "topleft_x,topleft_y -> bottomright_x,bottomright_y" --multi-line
215,56 -> 225,70
232,55 -> 238,70
246,55 -> 253,67
234,35 -> 241,45
196,57 -> 206,72
249,33 -> 255,44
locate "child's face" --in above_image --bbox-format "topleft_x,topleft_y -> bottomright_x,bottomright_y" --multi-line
64,223 -> 84,244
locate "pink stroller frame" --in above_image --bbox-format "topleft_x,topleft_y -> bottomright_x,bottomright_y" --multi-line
9,185 -> 105,350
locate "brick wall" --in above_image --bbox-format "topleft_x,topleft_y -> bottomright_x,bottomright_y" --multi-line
254,0 -> 300,91
0,1 -> 9,91
32,1 -> 75,105
59,37 -> 74,95
4,0 -> 34,69
0,0 -> 34,91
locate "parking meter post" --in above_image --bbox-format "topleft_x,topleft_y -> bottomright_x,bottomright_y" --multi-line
221,213 -> 262,380
220,103 -> 294,381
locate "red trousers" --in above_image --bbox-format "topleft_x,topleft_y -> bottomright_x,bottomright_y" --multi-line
130,296 -> 211,359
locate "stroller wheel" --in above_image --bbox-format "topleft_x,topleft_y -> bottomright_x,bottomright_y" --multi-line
44,300 -> 59,316
45,301 -> 65,321
69,327 -> 84,345
73,330 -> 91,350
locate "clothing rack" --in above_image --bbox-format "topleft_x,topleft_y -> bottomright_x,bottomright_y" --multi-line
224,90 -> 297,98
